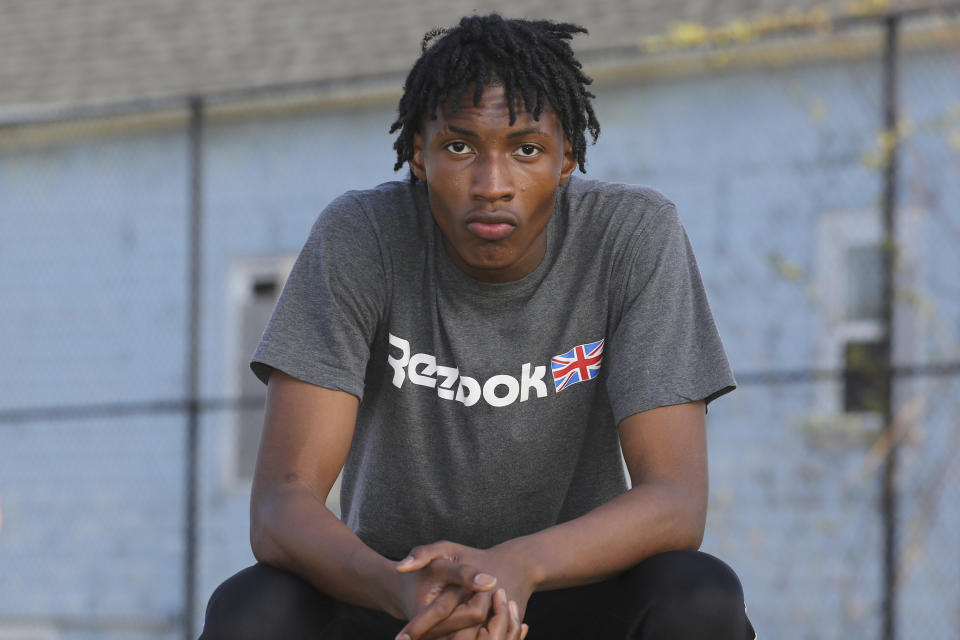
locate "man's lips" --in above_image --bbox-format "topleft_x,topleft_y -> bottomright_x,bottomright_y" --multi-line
467,221 -> 515,240
465,212 -> 516,241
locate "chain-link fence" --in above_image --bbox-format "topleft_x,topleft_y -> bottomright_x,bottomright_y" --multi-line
1,5 -> 958,640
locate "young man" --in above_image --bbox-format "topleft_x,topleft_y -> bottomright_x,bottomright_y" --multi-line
201,14 -> 755,640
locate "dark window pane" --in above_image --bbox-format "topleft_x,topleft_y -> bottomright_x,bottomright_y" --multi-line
843,340 -> 888,413
252,278 -> 278,298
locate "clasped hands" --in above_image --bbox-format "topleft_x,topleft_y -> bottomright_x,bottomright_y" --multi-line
390,541 -> 533,640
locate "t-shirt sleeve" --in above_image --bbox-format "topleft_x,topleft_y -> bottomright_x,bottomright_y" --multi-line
250,193 -> 387,399
604,201 -> 735,423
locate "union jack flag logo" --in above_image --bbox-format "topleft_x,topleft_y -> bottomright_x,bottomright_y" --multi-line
550,339 -> 605,392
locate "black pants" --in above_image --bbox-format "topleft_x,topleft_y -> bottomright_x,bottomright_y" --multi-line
200,550 -> 755,639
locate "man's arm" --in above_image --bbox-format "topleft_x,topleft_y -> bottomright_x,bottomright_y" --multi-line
396,400 -> 707,639
249,370 -> 399,611
250,370 -> 502,624
512,399 -> 708,588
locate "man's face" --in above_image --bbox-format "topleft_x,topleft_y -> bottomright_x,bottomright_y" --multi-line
411,84 -> 576,283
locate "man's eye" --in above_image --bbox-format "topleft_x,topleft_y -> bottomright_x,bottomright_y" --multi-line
517,144 -> 541,157
446,142 -> 471,154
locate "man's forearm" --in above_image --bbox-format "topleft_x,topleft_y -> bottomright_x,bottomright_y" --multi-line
496,480 -> 705,592
251,486 -> 403,617
499,401 -> 709,593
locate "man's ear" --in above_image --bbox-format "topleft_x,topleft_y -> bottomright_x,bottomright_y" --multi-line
559,138 -> 576,185
409,132 -> 427,182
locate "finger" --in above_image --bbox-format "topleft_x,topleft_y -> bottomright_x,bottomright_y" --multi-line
398,546 -> 496,593
520,624 -> 529,640
450,559 -> 497,592
397,586 -> 466,640
397,542 -> 456,573
506,600 -> 522,640
433,627 -> 482,640
483,589 -> 510,639
422,590 -> 492,640
448,625 -> 482,640
423,557 -> 497,593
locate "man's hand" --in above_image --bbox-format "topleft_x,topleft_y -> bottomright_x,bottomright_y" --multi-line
476,588 -> 526,640
412,587 -> 524,640
397,586 -> 526,640
389,555 -> 497,623
393,541 -> 535,640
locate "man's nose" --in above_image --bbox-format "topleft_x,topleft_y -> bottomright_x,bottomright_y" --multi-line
470,154 -> 514,203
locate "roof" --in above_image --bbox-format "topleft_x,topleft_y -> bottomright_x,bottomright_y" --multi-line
0,0 -> 953,119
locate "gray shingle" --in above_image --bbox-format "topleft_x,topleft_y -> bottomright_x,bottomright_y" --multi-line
0,0 -> 949,114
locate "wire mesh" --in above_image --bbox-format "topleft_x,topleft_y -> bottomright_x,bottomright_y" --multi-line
0,7 -> 958,640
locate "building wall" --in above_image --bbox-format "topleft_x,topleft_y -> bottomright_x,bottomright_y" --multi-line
591,55 -> 889,639
0,125 -> 191,638
1,48 -> 957,639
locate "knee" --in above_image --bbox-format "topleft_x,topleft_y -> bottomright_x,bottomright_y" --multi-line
199,563 -> 336,640
625,550 -> 750,639
646,550 -> 745,609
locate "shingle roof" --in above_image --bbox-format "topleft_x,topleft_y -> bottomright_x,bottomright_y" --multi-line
0,0 -> 951,117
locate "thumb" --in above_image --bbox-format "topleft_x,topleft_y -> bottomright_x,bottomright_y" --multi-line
396,542 -> 454,573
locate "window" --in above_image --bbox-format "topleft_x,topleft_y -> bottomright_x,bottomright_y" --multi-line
843,339 -> 888,413
225,256 -> 296,487
844,244 -> 883,321
810,207 -> 923,440
235,275 -> 283,481
224,255 -> 346,513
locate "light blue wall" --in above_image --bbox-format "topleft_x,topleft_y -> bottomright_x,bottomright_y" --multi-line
590,57 -> 888,372
1,48 -> 957,639
589,57 -> 887,638
198,104 -> 400,401
0,125 -> 191,637
0,128 -> 190,409
0,417 -> 184,626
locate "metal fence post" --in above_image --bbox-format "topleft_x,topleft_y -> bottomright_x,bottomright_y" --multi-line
184,96 -> 205,640
879,15 -> 900,640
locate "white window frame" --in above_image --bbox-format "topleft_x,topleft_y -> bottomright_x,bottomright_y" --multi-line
809,207 -> 924,441
220,254 -> 345,515
222,254 -> 297,491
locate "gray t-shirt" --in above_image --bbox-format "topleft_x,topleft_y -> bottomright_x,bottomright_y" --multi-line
252,177 -> 735,560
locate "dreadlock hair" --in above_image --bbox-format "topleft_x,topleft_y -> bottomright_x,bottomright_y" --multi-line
390,14 -> 601,181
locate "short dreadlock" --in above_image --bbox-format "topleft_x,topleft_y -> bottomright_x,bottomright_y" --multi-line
390,14 -> 601,181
